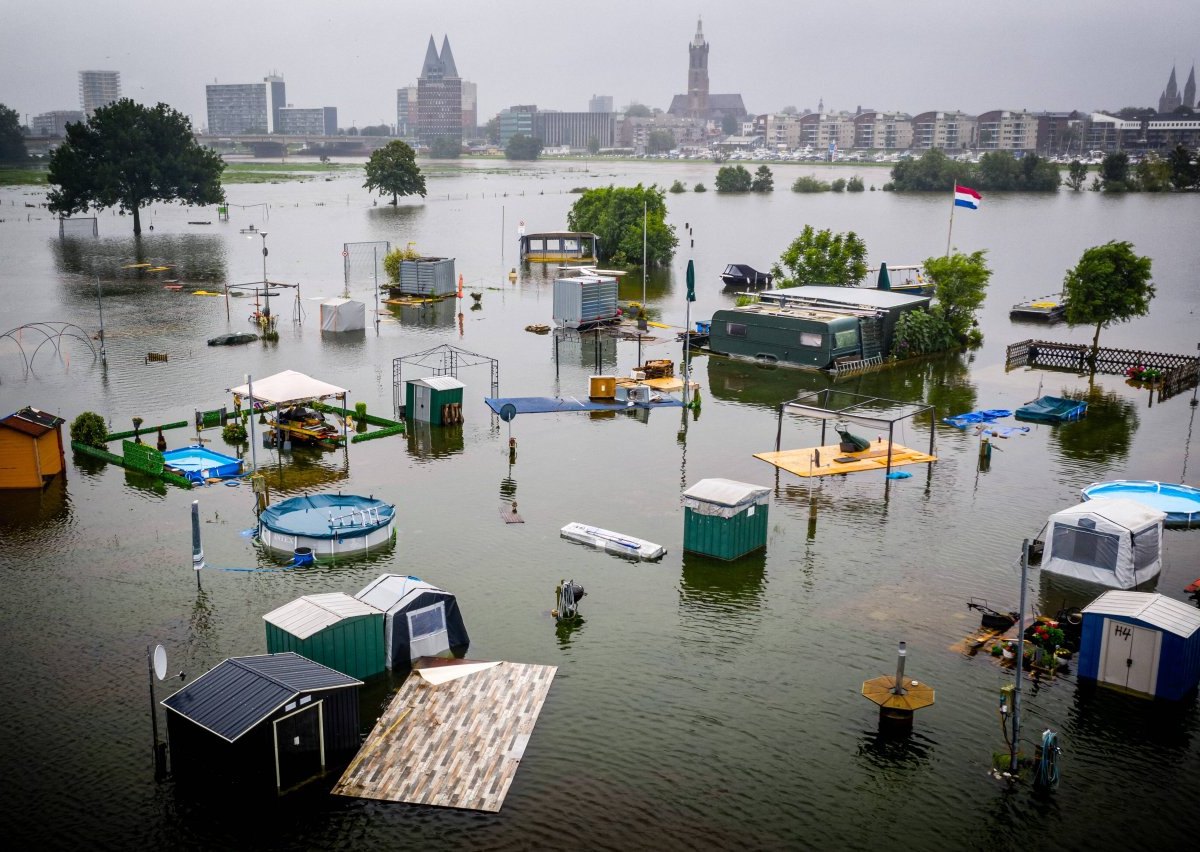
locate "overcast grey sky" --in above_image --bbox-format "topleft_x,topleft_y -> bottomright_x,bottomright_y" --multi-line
3,0 -> 1197,128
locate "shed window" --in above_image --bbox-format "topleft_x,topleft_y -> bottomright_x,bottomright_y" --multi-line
1051,523 -> 1120,571
409,602 -> 447,638
727,322 -> 747,337
799,332 -> 823,348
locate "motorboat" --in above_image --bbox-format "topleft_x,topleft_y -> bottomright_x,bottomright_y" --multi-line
720,264 -> 773,288
1010,294 -> 1066,322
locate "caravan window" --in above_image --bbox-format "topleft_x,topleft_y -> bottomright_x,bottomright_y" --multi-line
408,602 -> 447,638
727,322 -> 747,337
799,332 -> 823,348
1132,527 -> 1160,571
833,328 -> 859,350
1051,523 -> 1120,572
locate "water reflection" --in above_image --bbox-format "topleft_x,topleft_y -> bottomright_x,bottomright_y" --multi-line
384,296 -> 456,329
1048,385 -> 1138,468
254,446 -> 350,495
679,549 -> 767,614
1066,679 -> 1197,754
704,357 -> 832,411
855,726 -> 936,769
0,475 -> 72,543
552,328 -> 618,374
406,419 -> 464,459
53,233 -> 229,286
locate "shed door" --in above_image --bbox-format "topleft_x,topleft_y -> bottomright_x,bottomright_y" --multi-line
274,700 -> 325,792
414,384 -> 431,422
407,601 -> 449,659
1100,619 -> 1161,696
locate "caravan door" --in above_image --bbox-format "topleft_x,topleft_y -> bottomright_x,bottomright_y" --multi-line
407,601 -> 450,659
1099,618 -> 1162,697
414,384 -> 432,421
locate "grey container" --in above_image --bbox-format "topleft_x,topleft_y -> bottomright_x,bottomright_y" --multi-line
397,257 -> 456,296
553,275 -> 619,328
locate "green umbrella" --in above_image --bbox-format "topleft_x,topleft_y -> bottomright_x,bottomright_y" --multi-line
686,259 -> 695,302
877,262 -> 891,290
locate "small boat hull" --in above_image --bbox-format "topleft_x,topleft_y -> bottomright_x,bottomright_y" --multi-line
560,522 -> 666,561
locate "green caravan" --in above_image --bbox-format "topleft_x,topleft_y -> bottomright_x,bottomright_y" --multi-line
708,286 -> 931,370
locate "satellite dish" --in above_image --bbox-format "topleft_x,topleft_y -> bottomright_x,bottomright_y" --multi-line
499,403 -> 517,423
153,644 -> 168,681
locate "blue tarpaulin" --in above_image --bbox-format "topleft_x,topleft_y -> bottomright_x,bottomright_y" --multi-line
942,408 -> 1013,429
485,396 -> 683,415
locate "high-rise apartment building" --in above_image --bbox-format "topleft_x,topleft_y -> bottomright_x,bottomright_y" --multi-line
396,86 -> 417,138
278,107 -> 338,136
416,35 -> 462,147
33,111 -> 84,137
535,111 -> 615,149
589,95 -> 613,113
206,76 -> 286,134
79,70 -> 120,117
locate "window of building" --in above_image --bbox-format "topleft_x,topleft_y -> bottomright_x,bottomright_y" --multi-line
727,322 -> 747,337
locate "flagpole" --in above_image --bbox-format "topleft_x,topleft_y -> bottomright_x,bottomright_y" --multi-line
945,179 -> 957,256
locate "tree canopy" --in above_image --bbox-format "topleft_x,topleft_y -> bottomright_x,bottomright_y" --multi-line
771,226 -> 868,288
363,140 -> 426,204
974,152 -> 1060,191
623,103 -> 652,118
1063,240 -> 1154,363
46,99 -> 224,235
0,103 -> 27,165
566,184 -> 677,267
428,136 -> 461,158
889,149 -> 971,191
751,165 -> 774,193
1168,144 -> 1199,189
646,129 -> 676,155
1065,161 -> 1089,191
1099,152 -> 1130,192
505,134 -> 542,160
715,164 -> 753,192
923,250 -> 992,341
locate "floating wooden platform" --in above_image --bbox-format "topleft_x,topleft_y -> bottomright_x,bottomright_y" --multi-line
754,440 -> 936,478
615,376 -> 700,394
332,659 -> 556,812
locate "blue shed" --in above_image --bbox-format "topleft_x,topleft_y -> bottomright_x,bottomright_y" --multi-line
1077,591 -> 1200,701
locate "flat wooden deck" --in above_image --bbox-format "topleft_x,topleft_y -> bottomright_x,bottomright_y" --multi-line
754,441 -> 936,478
332,659 -> 557,812
615,376 -> 700,394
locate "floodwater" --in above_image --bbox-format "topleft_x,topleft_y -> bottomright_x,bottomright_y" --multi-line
1,159 -> 1199,850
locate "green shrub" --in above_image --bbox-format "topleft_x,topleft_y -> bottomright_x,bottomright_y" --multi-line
355,401 -> 367,419
791,175 -> 830,193
891,310 -> 957,358
693,182 -> 707,192
881,182 -> 895,191
222,421 -> 248,443
847,176 -> 865,192
70,412 -> 108,449
669,179 -> 686,193
735,294 -> 759,307
831,178 -> 847,192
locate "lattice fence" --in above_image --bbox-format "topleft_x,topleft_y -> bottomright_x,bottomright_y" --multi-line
1007,339 -> 1200,402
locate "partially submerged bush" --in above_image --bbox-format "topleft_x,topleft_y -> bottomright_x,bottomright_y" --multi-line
791,175 -> 830,193
70,411 -> 108,448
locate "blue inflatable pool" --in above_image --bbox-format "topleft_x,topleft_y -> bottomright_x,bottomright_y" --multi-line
1081,480 -> 1200,529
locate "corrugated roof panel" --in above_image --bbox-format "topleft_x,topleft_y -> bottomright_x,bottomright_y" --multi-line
1083,591 -> 1200,638
238,652 -> 363,692
263,593 -> 380,640
410,376 -> 465,391
162,661 -> 296,742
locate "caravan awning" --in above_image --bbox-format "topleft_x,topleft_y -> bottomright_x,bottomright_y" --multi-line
229,369 -> 348,405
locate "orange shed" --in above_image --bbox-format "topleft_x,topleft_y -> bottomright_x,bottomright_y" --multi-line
0,407 -> 66,489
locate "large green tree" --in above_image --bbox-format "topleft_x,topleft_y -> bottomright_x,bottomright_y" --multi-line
715,164 -> 752,192
1065,161 -> 1089,191
646,129 -> 676,155
923,250 -> 992,341
771,226 -> 868,288
890,149 -> 971,191
47,99 -> 223,235
751,165 -> 774,193
1168,144 -> 1199,189
1100,152 -> 1130,192
428,136 -> 461,158
566,184 -> 677,267
505,134 -> 542,160
975,151 -> 1060,191
0,103 -> 27,164
363,140 -> 426,204
1062,240 -> 1154,363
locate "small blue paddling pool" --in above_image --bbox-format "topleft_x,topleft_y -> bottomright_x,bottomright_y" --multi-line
1081,480 -> 1200,529
162,445 -> 243,483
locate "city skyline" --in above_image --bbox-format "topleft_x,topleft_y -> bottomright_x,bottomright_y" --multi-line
2,0 -> 1198,130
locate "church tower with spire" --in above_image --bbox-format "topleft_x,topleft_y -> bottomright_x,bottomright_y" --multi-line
417,35 -> 463,147
1159,66 -> 1182,113
687,18 -> 710,120
1184,65 -> 1197,110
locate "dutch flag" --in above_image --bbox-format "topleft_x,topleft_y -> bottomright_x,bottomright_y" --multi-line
954,184 -> 982,210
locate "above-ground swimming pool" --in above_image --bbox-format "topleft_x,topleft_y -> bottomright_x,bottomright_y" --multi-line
161,445 -> 243,483
1081,480 -> 1200,528
258,493 -> 397,557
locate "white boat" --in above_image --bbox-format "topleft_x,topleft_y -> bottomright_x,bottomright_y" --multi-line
560,522 -> 666,561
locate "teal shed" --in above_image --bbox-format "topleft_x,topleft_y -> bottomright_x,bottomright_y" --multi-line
682,478 -> 771,560
405,376 -> 465,425
262,592 -> 385,679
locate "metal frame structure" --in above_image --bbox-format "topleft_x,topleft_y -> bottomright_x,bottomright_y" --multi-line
0,322 -> 98,378
772,388 -> 936,478
392,344 -> 499,414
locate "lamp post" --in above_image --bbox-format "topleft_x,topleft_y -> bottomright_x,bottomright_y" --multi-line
242,227 -> 270,319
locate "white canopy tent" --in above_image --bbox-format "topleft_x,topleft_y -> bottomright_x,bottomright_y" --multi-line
1041,497 -> 1166,589
320,298 -> 366,332
230,370 -> 348,406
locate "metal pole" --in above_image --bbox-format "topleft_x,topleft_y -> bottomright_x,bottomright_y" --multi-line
95,276 -> 107,363
191,499 -> 205,589
684,296 -> 691,406
1012,539 -> 1030,774
261,233 -> 270,318
373,247 -> 379,330
147,645 -> 159,766
639,200 -> 648,331
775,404 -> 784,452
246,374 -> 258,473
945,180 -> 956,256
224,281 -> 230,322
892,641 -> 907,694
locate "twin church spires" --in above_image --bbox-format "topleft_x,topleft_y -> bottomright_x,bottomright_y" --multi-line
1159,64 -> 1196,113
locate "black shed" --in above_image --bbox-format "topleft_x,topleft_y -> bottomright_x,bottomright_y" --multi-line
162,652 -> 362,794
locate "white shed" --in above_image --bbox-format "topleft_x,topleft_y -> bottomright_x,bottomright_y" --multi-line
1040,498 -> 1165,590
320,297 -> 366,332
